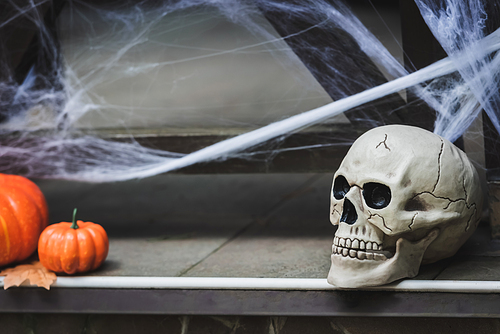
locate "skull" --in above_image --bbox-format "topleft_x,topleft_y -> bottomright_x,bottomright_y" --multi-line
327,125 -> 482,288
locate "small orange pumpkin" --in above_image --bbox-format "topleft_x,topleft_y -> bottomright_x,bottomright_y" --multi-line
0,174 -> 49,267
38,209 -> 109,274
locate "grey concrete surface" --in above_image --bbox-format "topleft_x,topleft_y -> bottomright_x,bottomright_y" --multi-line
35,173 -> 327,277
435,256 -> 500,281
33,173 -> 498,280
183,174 -> 334,278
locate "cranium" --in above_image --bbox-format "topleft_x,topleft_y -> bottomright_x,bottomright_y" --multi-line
327,125 -> 482,288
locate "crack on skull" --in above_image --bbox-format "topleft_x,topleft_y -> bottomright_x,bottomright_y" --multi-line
332,203 -> 342,217
411,188 -> 479,231
367,211 -> 392,232
432,139 -> 444,193
376,134 -> 391,151
465,205 -> 478,231
462,178 -> 469,199
408,212 -> 418,230
461,178 -> 479,231
412,191 -> 466,210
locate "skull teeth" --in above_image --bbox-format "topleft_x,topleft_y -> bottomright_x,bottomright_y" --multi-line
332,245 -> 389,261
334,236 -> 382,251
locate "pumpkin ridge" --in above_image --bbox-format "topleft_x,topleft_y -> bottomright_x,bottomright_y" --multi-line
10,183 -> 48,231
77,228 -> 96,272
62,229 -> 79,275
5,190 -> 39,261
0,215 -> 10,260
86,225 -> 108,270
0,196 -> 23,264
44,228 -> 64,272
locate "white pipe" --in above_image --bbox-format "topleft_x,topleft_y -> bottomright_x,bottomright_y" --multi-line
90,28 -> 500,182
3,276 -> 500,293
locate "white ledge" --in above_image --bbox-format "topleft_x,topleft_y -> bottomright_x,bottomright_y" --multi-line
2,277 -> 500,293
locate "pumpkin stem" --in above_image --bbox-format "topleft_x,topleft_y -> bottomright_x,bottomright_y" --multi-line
71,208 -> 79,229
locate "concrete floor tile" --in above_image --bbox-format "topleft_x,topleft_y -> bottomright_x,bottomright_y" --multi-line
435,256 -> 500,281
454,223 -> 500,257
410,258 -> 454,280
183,174 -> 335,278
87,236 -> 244,276
181,231 -> 333,278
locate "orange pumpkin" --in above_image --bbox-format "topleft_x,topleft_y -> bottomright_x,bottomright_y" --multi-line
38,209 -> 109,274
0,174 -> 49,267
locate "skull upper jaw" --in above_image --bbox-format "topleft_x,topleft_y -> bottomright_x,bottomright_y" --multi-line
327,229 -> 440,288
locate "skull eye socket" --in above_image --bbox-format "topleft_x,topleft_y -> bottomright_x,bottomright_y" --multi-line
363,182 -> 391,209
333,175 -> 350,200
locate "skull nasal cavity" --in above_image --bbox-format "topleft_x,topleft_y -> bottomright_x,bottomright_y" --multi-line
341,199 -> 358,225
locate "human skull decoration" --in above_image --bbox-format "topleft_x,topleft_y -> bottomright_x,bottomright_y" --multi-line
327,125 -> 482,288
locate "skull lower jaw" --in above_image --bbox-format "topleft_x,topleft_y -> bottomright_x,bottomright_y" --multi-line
327,230 -> 440,288
327,250 -> 411,288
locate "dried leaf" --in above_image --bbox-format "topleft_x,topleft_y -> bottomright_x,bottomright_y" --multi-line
0,261 -> 57,290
